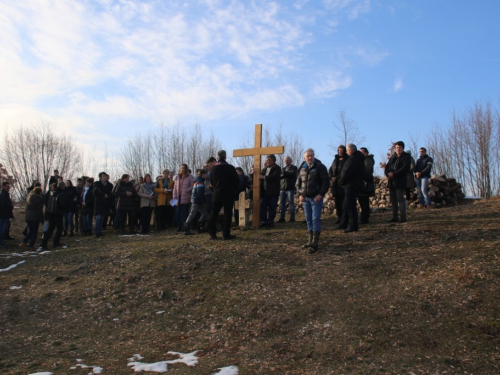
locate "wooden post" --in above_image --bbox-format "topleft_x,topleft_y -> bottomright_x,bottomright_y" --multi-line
233,124 -> 284,228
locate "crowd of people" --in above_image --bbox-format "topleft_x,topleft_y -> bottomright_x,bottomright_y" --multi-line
0,143 -> 434,253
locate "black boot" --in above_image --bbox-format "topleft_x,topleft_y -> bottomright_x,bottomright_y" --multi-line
184,224 -> 194,235
62,231 -> 67,237
309,231 -> 320,253
302,231 -> 313,248
69,231 -> 74,237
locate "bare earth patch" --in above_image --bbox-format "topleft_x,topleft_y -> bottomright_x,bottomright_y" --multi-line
1,199 -> 499,374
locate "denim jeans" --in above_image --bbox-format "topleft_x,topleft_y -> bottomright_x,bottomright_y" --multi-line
23,220 -> 40,247
416,177 -> 432,206
63,211 -> 74,232
82,214 -> 92,232
303,196 -> 323,232
260,195 -> 278,223
94,214 -> 104,236
279,190 -> 296,219
175,204 -> 190,230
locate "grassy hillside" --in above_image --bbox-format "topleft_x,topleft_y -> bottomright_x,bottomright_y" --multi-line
1,199 -> 499,374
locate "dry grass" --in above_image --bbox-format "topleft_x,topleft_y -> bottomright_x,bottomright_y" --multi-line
1,199 -> 499,374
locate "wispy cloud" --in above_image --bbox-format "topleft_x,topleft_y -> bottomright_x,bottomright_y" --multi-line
393,78 -> 404,92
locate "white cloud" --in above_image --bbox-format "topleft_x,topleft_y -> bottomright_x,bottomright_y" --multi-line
393,77 -> 403,92
312,73 -> 352,98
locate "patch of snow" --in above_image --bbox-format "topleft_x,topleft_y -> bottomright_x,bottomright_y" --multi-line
156,310 -> 165,314
0,260 -> 26,272
9,285 -> 22,290
213,366 -> 239,375
73,361 -> 103,374
128,351 -> 200,373
28,373 -> 52,375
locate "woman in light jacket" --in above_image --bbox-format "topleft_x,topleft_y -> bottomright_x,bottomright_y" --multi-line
173,164 -> 194,232
138,174 -> 157,234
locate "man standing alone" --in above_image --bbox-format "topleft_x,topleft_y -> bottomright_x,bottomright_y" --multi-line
278,156 -> 298,223
208,150 -> 240,240
297,149 -> 329,253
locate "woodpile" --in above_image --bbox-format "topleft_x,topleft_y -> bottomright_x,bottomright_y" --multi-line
279,174 -> 465,215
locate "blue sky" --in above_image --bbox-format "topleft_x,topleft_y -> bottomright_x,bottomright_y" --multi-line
1,0 -> 499,168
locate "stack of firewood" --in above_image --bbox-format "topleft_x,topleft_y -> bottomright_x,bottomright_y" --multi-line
280,174 -> 465,215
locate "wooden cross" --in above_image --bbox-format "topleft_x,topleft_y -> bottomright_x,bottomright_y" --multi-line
235,191 -> 252,228
233,124 -> 284,227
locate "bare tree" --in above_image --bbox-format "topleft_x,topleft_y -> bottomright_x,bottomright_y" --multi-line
329,108 -> 365,153
1,123 -> 83,200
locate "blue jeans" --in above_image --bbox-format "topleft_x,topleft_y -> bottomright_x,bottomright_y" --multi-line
63,211 -> 74,232
176,204 -> 190,230
260,195 -> 278,223
303,196 -> 323,232
416,177 -> 432,206
94,214 -> 104,236
23,220 -> 40,247
279,190 -> 296,219
82,214 -> 92,232
0,217 -> 9,245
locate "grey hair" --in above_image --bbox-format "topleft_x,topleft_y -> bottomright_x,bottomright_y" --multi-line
347,143 -> 357,152
285,155 -> 292,161
304,148 -> 315,155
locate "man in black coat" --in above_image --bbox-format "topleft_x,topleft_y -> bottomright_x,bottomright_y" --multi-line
358,147 -> 375,224
94,172 -> 114,237
0,181 -> 14,248
329,145 -> 348,224
415,147 -> 434,208
385,141 -> 411,223
278,156 -> 298,223
40,181 -> 66,250
338,144 -> 365,233
115,174 -> 138,234
259,154 -> 281,227
208,150 -> 240,240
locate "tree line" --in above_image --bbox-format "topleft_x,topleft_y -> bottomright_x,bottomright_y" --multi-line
2,100 -> 499,200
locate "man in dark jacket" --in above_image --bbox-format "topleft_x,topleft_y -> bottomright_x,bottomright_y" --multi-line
115,174 -> 138,234
94,172 -> 113,237
385,141 -> 411,223
48,169 -> 60,187
278,156 -> 298,223
415,147 -> 434,208
0,182 -> 14,248
358,147 -> 375,224
208,150 -> 240,240
297,148 -> 330,253
259,154 -> 281,227
338,144 -> 365,233
40,181 -> 66,250
329,145 -> 348,224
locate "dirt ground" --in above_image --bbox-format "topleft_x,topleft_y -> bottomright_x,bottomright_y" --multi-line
1,199 -> 499,374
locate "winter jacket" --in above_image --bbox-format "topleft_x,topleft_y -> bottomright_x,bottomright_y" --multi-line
328,154 -> 349,196
297,158 -> 330,198
45,188 -> 64,215
115,180 -> 138,211
138,183 -> 157,208
154,178 -> 174,206
210,162 -> 240,201
173,174 -> 194,205
407,156 -> 416,189
359,155 -> 375,197
0,189 -> 14,219
191,176 -> 206,204
94,181 -> 114,215
25,192 -> 44,223
280,164 -> 298,191
260,164 -> 281,197
81,187 -> 94,215
385,152 -> 411,189
415,154 -> 434,178
339,151 -> 365,190
60,186 -> 79,213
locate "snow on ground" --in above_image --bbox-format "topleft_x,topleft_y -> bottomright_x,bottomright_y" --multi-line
0,260 -> 25,272
28,351 -> 238,374
9,285 -> 22,289
128,351 -> 200,372
212,366 -> 239,375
